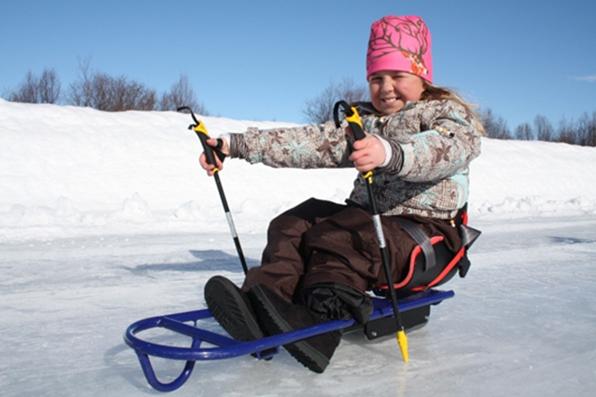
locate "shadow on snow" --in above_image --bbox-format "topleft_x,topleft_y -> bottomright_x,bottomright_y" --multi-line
120,249 -> 260,275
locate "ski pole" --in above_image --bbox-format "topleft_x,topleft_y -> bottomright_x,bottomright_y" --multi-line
177,106 -> 248,275
333,100 -> 409,362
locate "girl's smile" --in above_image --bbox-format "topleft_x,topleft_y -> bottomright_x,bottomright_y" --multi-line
368,71 -> 425,115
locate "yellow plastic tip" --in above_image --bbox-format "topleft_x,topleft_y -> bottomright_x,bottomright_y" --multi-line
193,123 -> 209,136
396,330 -> 409,362
346,108 -> 363,127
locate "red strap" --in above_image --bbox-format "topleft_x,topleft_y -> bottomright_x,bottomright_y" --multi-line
377,236 -> 465,292
411,247 -> 465,291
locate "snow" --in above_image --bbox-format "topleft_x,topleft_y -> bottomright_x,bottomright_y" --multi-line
1,98 -> 595,396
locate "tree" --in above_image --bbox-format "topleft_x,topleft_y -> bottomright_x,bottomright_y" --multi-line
534,115 -> 554,142
68,61 -> 156,111
9,71 -> 37,103
303,78 -> 368,124
479,108 -> 512,139
160,74 -> 207,114
38,69 -> 61,103
576,112 -> 596,147
557,118 -> 578,145
110,76 -> 157,111
514,122 -> 534,140
8,68 -> 61,104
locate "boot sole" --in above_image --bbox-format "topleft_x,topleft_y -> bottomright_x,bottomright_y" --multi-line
250,285 -> 330,373
204,276 -> 264,341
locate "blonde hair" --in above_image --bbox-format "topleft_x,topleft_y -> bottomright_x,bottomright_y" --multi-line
421,83 -> 485,135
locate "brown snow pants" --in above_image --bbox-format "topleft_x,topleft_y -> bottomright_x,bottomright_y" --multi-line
241,198 -> 461,302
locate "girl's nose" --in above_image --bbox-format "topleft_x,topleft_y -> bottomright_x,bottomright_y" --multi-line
380,77 -> 393,92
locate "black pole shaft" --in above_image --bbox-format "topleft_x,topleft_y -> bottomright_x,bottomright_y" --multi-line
333,100 -> 406,335
213,173 -> 248,275
366,182 -> 404,331
177,106 -> 249,275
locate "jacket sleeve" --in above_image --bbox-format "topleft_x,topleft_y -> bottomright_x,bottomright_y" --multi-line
229,121 -> 352,168
383,100 -> 482,182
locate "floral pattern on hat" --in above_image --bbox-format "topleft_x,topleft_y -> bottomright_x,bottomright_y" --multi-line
366,16 -> 432,82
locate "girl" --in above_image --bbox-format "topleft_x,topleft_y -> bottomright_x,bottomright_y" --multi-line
200,15 -> 483,373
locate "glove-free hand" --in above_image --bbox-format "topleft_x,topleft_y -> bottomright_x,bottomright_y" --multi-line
348,135 -> 386,173
199,138 -> 229,176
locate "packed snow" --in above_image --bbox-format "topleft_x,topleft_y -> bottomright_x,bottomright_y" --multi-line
1,98 -> 595,396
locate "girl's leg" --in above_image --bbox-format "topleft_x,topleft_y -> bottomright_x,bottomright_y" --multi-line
300,209 -> 460,289
241,198 -> 346,301
298,207 -> 418,322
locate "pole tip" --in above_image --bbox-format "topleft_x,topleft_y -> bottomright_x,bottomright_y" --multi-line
397,330 -> 409,362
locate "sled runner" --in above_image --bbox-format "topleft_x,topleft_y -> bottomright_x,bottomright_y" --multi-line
124,288 -> 454,392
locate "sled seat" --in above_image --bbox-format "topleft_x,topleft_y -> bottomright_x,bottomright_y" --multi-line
376,204 -> 480,296
361,205 -> 480,339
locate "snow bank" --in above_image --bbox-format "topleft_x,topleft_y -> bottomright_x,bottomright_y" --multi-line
470,138 -> 596,218
1,98 -> 595,241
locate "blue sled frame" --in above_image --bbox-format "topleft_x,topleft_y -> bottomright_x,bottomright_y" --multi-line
124,289 -> 454,392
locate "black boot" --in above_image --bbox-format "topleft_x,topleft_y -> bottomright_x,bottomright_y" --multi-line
248,284 -> 341,373
204,276 -> 264,341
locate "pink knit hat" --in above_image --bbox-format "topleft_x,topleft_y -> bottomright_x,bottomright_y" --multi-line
366,15 -> 432,83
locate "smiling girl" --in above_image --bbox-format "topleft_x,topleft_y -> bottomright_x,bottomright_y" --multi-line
199,15 -> 483,373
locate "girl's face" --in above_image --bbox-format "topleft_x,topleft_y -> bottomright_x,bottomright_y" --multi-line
368,71 -> 425,115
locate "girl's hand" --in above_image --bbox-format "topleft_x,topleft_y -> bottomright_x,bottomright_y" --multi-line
349,135 -> 386,173
199,138 -> 229,176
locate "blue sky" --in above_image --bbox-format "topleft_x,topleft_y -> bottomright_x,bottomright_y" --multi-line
1,0 -> 595,128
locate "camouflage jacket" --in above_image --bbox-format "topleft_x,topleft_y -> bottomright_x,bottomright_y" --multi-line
229,99 -> 482,219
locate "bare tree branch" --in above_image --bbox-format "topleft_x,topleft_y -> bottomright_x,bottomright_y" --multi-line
479,108 -> 512,139
8,68 -> 61,104
303,78 -> 368,124
160,74 -> 207,114
68,61 -> 156,111
514,122 -> 534,140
